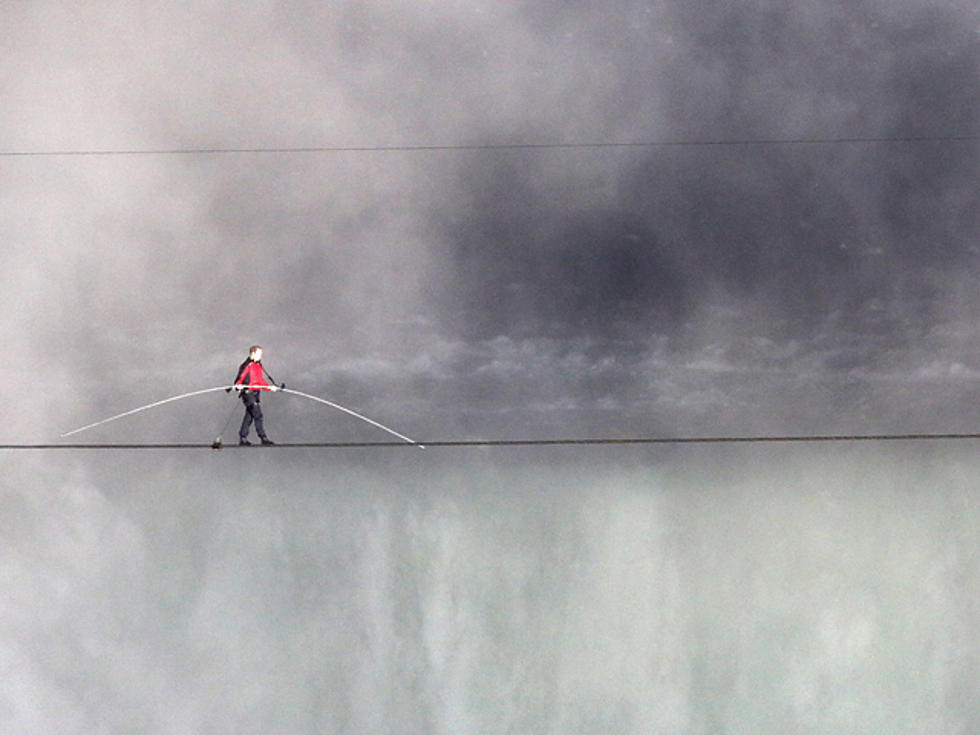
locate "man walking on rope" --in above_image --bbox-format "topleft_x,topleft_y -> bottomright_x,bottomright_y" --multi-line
231,345 -> 281,445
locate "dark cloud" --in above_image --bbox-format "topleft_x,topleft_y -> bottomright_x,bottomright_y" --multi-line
4,0 -> 980,439
431,153 -> 688,339
429,1 -> 979,352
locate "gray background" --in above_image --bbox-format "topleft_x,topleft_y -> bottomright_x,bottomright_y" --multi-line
2,1 -> 979,732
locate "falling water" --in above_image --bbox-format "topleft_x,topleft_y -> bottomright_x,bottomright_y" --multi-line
2,444 -> 977,734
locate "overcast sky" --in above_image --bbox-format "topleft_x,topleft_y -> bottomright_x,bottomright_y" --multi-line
3,0 -> 980,442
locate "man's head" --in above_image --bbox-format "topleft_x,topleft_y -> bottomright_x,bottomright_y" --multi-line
249,345 -> 263,361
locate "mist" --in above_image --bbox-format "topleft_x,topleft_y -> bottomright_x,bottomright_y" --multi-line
4,1 -> 980,732
3,446 -> 977,733
5,0 -> 980,440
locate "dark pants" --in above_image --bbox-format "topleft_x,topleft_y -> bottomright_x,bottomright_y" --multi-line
239,391 -> 267,440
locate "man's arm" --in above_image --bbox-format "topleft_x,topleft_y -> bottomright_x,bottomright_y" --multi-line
227,359 -> 251,392
261,364 -> 282,391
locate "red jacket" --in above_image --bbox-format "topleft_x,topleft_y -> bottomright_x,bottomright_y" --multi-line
235,360 -> 272,391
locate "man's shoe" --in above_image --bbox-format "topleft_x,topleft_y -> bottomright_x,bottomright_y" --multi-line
239,438 -> 252,446
261,438 -> 276,445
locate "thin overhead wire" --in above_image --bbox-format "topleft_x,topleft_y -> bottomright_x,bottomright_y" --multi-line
3,432 -> 980,450
1,134 -> 978,158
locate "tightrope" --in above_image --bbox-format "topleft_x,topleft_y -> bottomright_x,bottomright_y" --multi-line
3,433 -> 980,450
